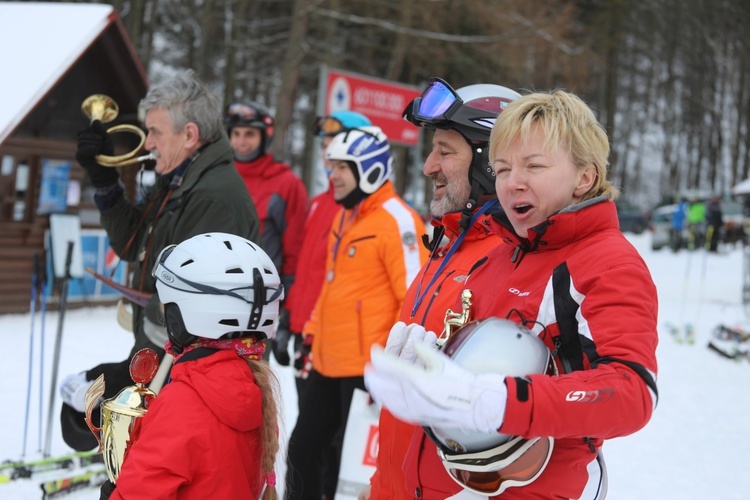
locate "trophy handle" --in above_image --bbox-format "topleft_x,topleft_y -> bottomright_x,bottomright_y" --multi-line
84,373 -> 106,451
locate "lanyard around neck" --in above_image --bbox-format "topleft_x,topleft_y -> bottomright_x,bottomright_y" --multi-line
409,199 -> 497,318
331,203 -> 361,264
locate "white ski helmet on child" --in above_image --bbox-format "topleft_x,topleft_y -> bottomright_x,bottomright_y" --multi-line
425,317 -> 556,496
152,233 -> 284,345
325,126 -> 393,194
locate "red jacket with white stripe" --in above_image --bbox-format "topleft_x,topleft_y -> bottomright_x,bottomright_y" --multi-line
404,198 -> 659,499
304,181 -> 429,377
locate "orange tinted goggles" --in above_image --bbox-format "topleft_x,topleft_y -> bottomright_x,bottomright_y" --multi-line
440,437 -> 553,496
312,116 -> 346,137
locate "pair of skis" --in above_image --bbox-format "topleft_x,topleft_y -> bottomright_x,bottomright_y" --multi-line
664,322 -> 696,345
0,450 -> 103,482
0,450 -> 107,498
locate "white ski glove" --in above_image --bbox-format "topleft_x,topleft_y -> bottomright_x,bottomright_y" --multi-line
384,321 -> 438,367
365,341 -> 507,433
60,372 -> 94,413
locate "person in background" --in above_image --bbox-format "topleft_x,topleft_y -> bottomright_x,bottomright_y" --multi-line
284,126 -> 428,500
101,232 -> 283,499
363,78 -> 520,500
225,101 -> 308,365
366,90 -> 658,498
705,195 -> 723,252
60,70 -> 260,452
687,197 -> 707,248
286,110 -> 372,391
284,110 -> 370,500
671,197 -> 688,252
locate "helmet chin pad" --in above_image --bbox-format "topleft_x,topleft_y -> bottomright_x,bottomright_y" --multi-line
164,303 -> 197,354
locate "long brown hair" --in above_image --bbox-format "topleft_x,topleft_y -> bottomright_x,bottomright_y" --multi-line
246,358 -> 281,500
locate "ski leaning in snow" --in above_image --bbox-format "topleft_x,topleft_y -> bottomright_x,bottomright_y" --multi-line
0,450 -> 102,482
706,324 -> 750,361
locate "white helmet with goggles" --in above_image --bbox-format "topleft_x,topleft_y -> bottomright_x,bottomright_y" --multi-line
404,78 -> 520,203
425,317 -> 557,496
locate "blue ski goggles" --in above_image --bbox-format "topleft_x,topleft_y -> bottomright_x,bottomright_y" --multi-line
403,77 -> 464,127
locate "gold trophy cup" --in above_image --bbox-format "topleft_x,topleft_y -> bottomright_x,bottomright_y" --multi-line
84,348 -> 159,483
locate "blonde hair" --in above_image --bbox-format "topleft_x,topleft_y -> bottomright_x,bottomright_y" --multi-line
246,359 -> 281,500
489,90 -> 619,201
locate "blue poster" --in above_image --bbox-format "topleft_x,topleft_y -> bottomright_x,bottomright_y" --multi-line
44,230 -> 129,302
37,159 -> 71,215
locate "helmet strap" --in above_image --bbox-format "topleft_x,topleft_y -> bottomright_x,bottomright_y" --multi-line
466,139 -> 495,196
247,268 -> 265,330
458,139 -> 494,234
458,190 -> 479,235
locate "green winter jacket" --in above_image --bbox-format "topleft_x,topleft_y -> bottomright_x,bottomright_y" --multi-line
100,137 -> 261,359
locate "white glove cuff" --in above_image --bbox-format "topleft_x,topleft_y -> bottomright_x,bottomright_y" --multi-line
472,373 -> 508,433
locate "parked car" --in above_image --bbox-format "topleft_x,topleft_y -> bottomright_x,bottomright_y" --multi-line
649,204 -> 680,251
720,200 -> 746,245
616,200 -> 649,234
650,200 -> 747,251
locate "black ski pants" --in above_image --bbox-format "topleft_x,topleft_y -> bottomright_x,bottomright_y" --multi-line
284,369 -> 366,500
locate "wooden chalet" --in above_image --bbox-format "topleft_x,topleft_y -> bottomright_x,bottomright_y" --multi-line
0,3 -> 148,314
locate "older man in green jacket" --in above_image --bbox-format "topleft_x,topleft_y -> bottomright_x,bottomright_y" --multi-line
60,70 -> 261,451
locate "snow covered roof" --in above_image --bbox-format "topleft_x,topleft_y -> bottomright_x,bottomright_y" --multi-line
732,178 -> 750,196
0,2 -> 145,145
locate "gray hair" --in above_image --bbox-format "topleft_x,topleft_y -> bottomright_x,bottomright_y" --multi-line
140,69 -> 224,143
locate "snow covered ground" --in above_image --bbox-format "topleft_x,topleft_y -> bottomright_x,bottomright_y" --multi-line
2,232 -> 750,499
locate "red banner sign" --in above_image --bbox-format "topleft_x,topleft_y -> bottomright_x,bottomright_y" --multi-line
323,68 -> 421,146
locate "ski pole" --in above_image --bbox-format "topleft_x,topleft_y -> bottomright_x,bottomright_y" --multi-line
44,242 -> 74,457
38,254 -> 48,453
22,253 -> 40,457
688,225 -> 715,344
678,227 -> 696,342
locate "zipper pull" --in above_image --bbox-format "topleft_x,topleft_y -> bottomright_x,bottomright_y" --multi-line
511,245 -> 521,263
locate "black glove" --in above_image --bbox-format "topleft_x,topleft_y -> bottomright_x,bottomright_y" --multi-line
99,479 -> 116,499
294,334 -> 313,379
271,308 -> 292,366
76,120 -> 119,188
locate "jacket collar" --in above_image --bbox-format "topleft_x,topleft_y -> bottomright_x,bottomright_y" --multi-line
344,181 -> 398,218
490,196 -> 617,255
166,137 -> 234,195
437,200 -> 500,243
233,153 -> 289,180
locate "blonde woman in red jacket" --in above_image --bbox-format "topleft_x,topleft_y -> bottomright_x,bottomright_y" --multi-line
366,90 -> 658,499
